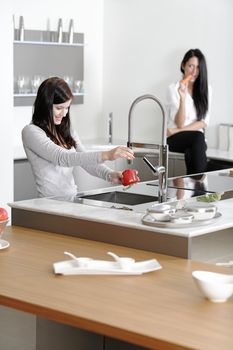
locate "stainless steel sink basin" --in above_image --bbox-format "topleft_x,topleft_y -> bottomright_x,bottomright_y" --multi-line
79,191 -> 157,206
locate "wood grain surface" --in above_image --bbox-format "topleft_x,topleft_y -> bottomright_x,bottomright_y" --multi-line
0,226 -> 233,350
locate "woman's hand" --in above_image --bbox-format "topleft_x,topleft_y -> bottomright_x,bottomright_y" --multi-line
107,171 -> 123,184
178,81 -> 187,100
167,127 -> 180,137
167,120 -> 207,137
107,169 -> 140,184
102,146 -> 135,162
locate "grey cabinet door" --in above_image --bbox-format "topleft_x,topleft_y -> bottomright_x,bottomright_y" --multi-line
14,159 -> 38,200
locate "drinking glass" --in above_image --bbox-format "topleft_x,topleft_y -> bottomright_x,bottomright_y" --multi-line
17,76 -> 30,94
31,75 -> 43,94
63,76 -> 73,89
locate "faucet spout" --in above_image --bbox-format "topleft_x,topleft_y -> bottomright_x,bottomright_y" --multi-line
128,94 -> 167,147
127,94 -> 168,202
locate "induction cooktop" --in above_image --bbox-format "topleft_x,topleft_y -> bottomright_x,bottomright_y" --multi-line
147,172 -> 233,194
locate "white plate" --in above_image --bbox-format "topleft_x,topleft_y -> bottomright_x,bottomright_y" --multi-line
53,258 -> 162,275
0,239 -> 10,250
141,212 -> 222,228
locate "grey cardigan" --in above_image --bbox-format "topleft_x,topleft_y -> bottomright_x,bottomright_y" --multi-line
22,124 -> 113,197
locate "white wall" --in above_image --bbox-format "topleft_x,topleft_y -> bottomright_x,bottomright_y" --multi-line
12,0 -> 104,146
0,0 -> 104,208
1,0 -> 233,208
103,0 -> 233,147
0,4 -> 13,211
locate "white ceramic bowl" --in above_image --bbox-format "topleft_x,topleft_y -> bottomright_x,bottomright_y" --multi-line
192,270 -> 233,302
147,204 -> 176,221
169,212 -> 193,224
185,203 -> 217,220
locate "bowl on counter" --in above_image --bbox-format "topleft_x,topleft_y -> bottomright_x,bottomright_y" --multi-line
184,203 -> 217,220
169,212 -> 194,224
192,270 -> 233,303
147,204 -> 176,221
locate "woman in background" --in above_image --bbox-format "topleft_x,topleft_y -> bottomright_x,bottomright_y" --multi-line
166,48 -> 211,175
22,77 -> 134,198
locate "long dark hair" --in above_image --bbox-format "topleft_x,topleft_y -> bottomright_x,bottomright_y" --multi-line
32,77 -> 76,148
180,49 -> 208,119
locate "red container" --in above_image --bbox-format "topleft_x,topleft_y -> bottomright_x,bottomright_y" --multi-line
121,169 -> 140,186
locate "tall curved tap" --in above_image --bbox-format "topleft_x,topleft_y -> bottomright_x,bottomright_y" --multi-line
127,94 -> 168,203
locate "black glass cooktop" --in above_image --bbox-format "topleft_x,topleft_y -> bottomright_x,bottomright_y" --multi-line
147,172 -> 233,194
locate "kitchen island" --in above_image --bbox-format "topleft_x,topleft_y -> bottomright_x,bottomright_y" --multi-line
9,170 -> 233,263
0,226 -> 233,350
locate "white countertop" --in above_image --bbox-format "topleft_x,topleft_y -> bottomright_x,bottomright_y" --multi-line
14,143 -> 233,162
9,191 -> 233,238
13,142 -> 122,160
14,145 -> 26,160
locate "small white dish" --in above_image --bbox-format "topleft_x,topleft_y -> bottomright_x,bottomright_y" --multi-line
192,270 -> 233,303
169,212 -> 193,224
64,252 -> 92,267
150,203 -> 173,212
185,203 -> 217,220
147,204 -> 176,222
0,239 -> 10,250
107,251 -> 135,269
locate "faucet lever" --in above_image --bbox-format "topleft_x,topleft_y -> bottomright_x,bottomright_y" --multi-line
143,157 -> 167,203
142,157 -> 165,175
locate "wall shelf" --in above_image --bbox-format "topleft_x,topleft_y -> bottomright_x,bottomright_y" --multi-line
14,92 -> 84,97
14,40 -> 84,47
13,29 -> 84,106
14,92 -> 84,106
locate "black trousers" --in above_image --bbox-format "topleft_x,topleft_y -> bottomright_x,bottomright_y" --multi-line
167,131 -> 207,175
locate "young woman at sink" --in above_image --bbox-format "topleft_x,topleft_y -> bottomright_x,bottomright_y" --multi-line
22,77 -> 134,198
166,48 -> 211,175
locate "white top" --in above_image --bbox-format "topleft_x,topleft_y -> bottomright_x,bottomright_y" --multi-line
22,124 -> 113,198
166,82 -> 212,132
8,193 -> 233,238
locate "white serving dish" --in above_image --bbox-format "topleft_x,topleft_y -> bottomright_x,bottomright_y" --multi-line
192,270 -> 233,302
115,257 -> 135,269
141,212 -> 221,228
53,258 -> 162,275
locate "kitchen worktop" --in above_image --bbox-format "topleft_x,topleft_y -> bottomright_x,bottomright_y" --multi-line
14,142 -> 233,162
1,226 -> 233,350
9,176 -> 233,238
13,140 -> 119,160
9,169 -> 233,260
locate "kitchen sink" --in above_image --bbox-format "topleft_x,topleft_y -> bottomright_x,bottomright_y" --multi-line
51,178 -> 213,212
78,191 -> 157,206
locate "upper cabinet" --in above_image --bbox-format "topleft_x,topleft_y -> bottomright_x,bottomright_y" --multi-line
13,27 -> 84,106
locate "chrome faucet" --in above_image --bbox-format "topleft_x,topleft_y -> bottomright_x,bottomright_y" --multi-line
142,156 -> 166,203
127,94 -> 168,203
